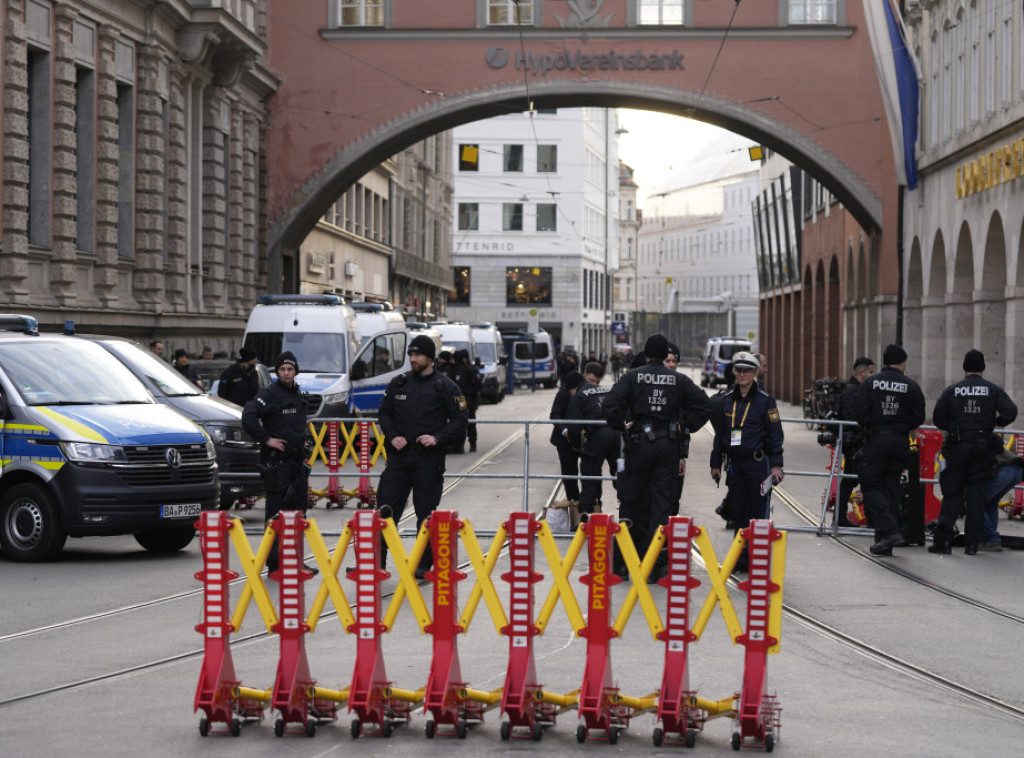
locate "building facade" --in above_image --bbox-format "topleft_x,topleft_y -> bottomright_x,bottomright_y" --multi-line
612,160 -> 639,350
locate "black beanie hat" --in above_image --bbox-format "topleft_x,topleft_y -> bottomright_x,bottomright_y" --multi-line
564,370 -> 584,390
239,346 -> 257,362
408,334 -> 436,360
853,356 -> 874,370
173,348 -> 188,361
644,334 -> 669,361
666,342 -> 681,359
274,351 -> 299,373
882,344 -> 908,365
963,349 -> 985,373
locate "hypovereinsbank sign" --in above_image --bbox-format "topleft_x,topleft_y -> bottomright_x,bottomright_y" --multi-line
485,45 -> 684,76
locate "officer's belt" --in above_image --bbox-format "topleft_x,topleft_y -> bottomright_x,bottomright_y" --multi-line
729,448 -> 767,461
629,430 -> 672,441
868,428 -> 908,438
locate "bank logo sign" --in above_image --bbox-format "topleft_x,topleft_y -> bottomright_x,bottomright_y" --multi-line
485,45 -> 684,76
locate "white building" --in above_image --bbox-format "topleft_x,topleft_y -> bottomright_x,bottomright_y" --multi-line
449,108 -> 620,356
613,161 -> 640,350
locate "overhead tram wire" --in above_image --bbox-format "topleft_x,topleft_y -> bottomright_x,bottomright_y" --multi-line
689,0 -> 743,120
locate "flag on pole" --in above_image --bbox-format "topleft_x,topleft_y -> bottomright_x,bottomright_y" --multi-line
862,0 -> 921,190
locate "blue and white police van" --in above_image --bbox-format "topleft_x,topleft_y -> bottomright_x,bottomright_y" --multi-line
0,316 -> 219,562
242,294 -> 409,417
700,336 -> 753,387
505,330 -> 558,388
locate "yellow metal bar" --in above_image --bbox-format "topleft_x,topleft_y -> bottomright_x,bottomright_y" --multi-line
370,423 -> 388,466
308,686 -> 349,703
306,520 -> 355,632
692,529 -> 744,642
233,686 -> 272,702
692,695 -> 737,717
385,686 -> 425,704
229,520 -> 279,633
534,688 -> 580,708
382,518 -> 431,632
460,686 -> 504,705
610,691 -> 659,713
459,521 -> 508,633
338,421 -> 359,467
307,421 -> 329,465
612,525 -> 664,640
768,530 -> 787,655
536,521 -> 586,634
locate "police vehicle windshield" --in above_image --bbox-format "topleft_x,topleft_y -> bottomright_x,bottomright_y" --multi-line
0,340 -> 152,405
245,332 -> 349,374
98,339 -> 203,397
476,343 -> 497,362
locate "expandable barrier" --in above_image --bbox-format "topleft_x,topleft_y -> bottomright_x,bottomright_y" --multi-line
193,509 -> 786,750
307,420 -> 385,508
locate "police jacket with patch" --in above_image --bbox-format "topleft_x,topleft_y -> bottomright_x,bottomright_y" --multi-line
450,362 -> 481,398
710,381 -> 784,469
853,366 -> 926,436
241,379 -> 308,449
218,362 -> 260,407
602,360 -> 711,436
566,381 -> 611,450
378,369 -> 468,448
548,384 -> 574,445
932,374 -> 1017,441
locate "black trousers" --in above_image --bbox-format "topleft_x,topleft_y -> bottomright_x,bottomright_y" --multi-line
578,429 -> 620,515
618,437 -> 679,570
858,433 -> 909,538
552,436 -> 581,501
935,440 -> 993,546
376,446 -> 446,569
262,455 -> 309,568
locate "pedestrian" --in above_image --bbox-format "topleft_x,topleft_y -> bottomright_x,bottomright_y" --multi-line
436,350 -> 454,378
171,348 -> 204,390
610,351 -> 623,381
200,345 -> 214,360
836,356 -> 874,526
709,360 -> 737,528
376,334 -> 468,578
241,351 -> 316,574
567,362 -> 619,517
217,346 -> 261,406
603,334 -> 711,581
549,369 -> 584,511
449,349 -> 481,453
853,344 -> 926,556
149,340 -> 165,359
929,349 -> 1017,554
709,352 -> 784,572
665,342 -> 691,511
980,440 -> 1024,551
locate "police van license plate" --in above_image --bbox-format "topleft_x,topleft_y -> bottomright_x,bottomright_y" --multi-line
161,503 -> 202,519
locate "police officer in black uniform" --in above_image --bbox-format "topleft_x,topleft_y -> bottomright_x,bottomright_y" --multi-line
836,356 -> 874,526
449,349 -> 481,453
217,346 -> 261,406
603,334 -> 711,579
549,369 -> 584,507
377,334 -> 468,577
567,361 -> 619,517
854,344 -> 926,555
709,352 -> 785,572
242,351 -> 314,573
930,349 -> 1017,554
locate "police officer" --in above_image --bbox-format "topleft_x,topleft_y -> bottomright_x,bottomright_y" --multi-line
604,334 -> 711,580
217,346 -> 261,407
930,349 -> 1017,554
449,349 -> 481,453
567,362 -> 619,517
377,334 -> 468,577
549,369 -> 584,509
853,344 -> 926,556
242,351 -> 314,574
836,356 -> 874,526
709,352 -> 784,572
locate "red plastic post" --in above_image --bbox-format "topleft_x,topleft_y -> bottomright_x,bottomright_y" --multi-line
327,421 -> 341,507
1014,434 -> 1024,515
917,429 -> 944,523
358,420 -> 373,505
194,511 -> 244,730
499,512 -> 551,735
270,511 -> 318,731
577,513 -> 623,741
734,519 -> 782,749
655,517 -> 702,742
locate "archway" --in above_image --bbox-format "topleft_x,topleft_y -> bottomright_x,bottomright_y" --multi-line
923,230 -> 947,402
947,222 -> 975,386
904,237 -> 924,376
978,213 -> 1007,386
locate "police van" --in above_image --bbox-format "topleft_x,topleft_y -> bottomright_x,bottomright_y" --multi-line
701,336 -> 753,387
242,294 -> 409,416
0,315 -> 219,562
505,330 -> 558,388
470,323 -> 508,402
350,301 -> 407,346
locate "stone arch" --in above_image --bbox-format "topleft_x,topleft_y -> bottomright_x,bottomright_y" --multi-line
801,263 -> 814,395
827,255 -> 841,375
857,238 -> 870,368
978,212 -> 1007,385
844,242 -> 858,368
922,230 -> 948,400
814,259 -> 827,380
948,222 -> 975,384
1011,215 -> 1024,398
905,237 -> 924,376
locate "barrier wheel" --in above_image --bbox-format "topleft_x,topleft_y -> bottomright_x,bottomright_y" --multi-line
731,732 -> 741,751
274,718 -> 284,737
383,719 -> 394,738
350,719 -> 360,739
531,722 -> 543,742
230,718 -> 242,737
425,719 -> 436,739
198,717 -> 209,737
686,728 -> 697,748
652,727 -> 663,747
500,722 -> 511,741
576,724 -> 587,743
608,726 -> 619,745
457,719 -> 468,739
766,733 -> 775,753
305,720 -> 316,738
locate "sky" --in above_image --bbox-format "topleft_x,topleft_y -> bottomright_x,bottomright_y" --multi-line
615,109 -> 734,208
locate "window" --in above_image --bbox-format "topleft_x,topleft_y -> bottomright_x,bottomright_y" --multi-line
537,204 -> 557,232
28,47 -> 52,247
788,0 -> 836,24
503,144 -> 523,172
450,267 -> 471,305
488,0 -> 532,25
458,144 -> 479,171
503,203 -> 523,231
458,203 -> 479,231
537,144 -> 557,172
506,267 -> 552,305
338,0 -> 384,26
638,0 -> 683,25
